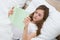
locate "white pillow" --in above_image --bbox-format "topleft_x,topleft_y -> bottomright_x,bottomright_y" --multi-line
26,0 -> 60,27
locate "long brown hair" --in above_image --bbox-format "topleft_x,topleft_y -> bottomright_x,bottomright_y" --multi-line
29,5 -> 49,36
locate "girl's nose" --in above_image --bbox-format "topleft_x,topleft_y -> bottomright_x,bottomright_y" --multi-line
35,14 -> 38,17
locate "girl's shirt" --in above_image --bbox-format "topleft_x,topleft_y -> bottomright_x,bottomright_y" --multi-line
20,22 -> 38,40
28,22 -> 38,34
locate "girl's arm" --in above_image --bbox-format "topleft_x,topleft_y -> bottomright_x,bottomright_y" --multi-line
22,25 -> 28,40
22,25 -> 36,40
22,17 -> 37,40
27,32 -> 36,40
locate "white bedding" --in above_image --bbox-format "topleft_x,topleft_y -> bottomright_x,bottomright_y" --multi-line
25,0 -> 60,40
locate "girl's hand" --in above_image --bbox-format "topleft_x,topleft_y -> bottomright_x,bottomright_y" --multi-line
8,7 -> 14,16
24,17 -> 31,26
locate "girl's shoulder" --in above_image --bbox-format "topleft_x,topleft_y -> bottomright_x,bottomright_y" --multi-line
29,22 -> 37,27
28,22 -> 38,33
28,22 -> 38,30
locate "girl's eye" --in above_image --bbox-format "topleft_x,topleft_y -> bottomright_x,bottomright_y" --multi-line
38,14 -> 41,16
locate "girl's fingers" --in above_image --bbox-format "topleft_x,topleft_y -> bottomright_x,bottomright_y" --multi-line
23,17 -> 31,26
27,17 -> 31,20
24,17 -> 31,21
8,7 -> 14,16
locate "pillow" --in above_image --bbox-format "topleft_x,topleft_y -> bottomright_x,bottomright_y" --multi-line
25,0 -> 60,40
9,7 -> 29,31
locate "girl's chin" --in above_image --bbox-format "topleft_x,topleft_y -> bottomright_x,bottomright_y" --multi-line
33,18 -> 37,22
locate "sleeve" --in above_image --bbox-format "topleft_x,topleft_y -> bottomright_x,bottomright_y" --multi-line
8,0 -> 27,9
28,22 -> 38,34
13,0 -> 27,8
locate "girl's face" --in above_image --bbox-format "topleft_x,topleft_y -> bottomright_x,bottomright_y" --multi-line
33,9 -> 44,22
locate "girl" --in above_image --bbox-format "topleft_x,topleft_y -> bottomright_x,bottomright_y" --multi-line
22,5 -> 49,40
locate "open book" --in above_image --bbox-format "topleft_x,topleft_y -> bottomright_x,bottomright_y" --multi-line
9,7 -> 29,31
